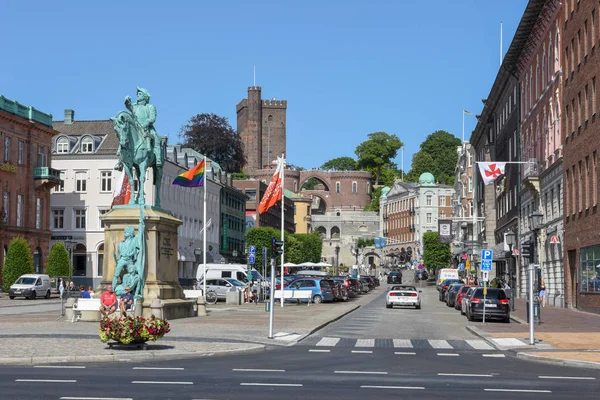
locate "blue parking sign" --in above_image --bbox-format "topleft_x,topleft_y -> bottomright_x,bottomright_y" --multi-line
248,254 -> 255,264
481,249 -> 493,271
458,263 -> 465,271
249,245 -> 256,255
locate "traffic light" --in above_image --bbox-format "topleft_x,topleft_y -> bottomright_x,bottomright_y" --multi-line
521,241 -> 532,262
271,237 -> 284,258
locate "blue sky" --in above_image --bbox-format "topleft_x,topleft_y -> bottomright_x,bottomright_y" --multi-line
2,0 -> 527,173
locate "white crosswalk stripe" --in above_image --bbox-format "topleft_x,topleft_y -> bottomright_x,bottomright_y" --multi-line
316,337 -> 340,347
466,340 -> 495,350
393,339 -> 413,348
428,340 -> 452,349
355,339 -> 375,347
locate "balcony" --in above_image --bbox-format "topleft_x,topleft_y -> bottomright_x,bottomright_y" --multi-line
523,159 -> 541,194
33,167 -> 62,190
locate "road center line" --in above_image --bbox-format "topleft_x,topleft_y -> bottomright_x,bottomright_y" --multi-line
309,349 -> 330,353
34,365 -> 85,369
132,381 -> 193,385
132,367 -> 184,370
361,385 -> 425,390
482,354 -> 505,358
437,353 -> 459,357
233,368 -> 286,372
334,370 -> 388,375
60,398 -> 133,400
438,373 -> 493,377
240,383 -> 302,387
484,389 -> 552,393
16,379 -> 76,383
395,351 -> 416,355
538,376 -> 596,380
351,350 -> 373,354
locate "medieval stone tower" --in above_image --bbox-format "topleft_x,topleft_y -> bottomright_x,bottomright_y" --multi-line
236,86 -> 287,171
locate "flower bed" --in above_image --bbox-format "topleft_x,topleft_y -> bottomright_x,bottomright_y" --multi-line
99,315 -> 170,344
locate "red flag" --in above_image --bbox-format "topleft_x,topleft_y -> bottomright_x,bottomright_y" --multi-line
111,173 -> 131,208
258,159 -> 283,214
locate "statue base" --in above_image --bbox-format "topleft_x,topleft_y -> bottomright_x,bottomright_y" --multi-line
100,206 -> 194,320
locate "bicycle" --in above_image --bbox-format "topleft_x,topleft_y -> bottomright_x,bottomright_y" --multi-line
205,289 -> 218,305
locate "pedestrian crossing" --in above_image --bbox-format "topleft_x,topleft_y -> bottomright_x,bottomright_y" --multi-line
304,337 -> 497,351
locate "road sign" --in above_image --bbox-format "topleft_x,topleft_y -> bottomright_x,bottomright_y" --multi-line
481,249 -> 493,271
458,263 -> 465,271
249,245 -> 256,255
481,271 -> 489,282
248,254 -> 255,264
466,259 -> 471,270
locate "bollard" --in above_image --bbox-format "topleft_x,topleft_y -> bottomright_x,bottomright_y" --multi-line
196,296 -> 207,317
150,299 -> 164,319
134,298 -> 143,317
65,297 -> 76,322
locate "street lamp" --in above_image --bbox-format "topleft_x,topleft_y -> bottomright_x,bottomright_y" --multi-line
505,230 -> 516,311
527,210 -> 544,345
334,245 -> 340,275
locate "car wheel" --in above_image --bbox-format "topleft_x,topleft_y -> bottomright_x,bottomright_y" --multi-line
503,316 -> 511,323
9,296 -> 14,300
312,295 -> 322,304
386,303 -> 392,309
415,304 -> 421,309
45,290 -> 51,299
467,311 -> 473,321
460,309 -> 465,315
30,291 -> 36,300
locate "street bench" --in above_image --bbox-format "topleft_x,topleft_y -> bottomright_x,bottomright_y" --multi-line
72,298 -> 135,322
273,289 -> 313,305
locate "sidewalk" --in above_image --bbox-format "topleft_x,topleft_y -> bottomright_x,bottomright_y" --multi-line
470,297 -> 600,369
0,286 -> 381,365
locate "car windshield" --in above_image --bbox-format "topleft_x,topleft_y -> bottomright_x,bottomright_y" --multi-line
225,279 -> 245,287
15,277 -> 36,285
473,288 -> 506,299
391,286 -> 416,291
389,272 -> 399,276
460,286 -> 471,293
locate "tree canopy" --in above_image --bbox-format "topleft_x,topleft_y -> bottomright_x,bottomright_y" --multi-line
406,130 -> 461,185
320,157 -> 358,171
2,237 -> 34,292
179,113 -> 246,173
46,242 -> 72,278
245,228 -> 322,269
355,132 -> 403,184
422,232 -> 451,274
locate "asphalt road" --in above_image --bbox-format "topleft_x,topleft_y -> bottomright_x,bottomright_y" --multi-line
1,277 -> 599,399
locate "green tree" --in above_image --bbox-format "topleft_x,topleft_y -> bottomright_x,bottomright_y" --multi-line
406,152 -> 437,182
356,238 -> 375,248
245,228 -> 323,269
407,130 -> 461,185
2,237 -> 34,292
422,232 -> 451,275
364,186 -> 383,212
300,177 -> 319,191
320,157 -> 358,171
46,242 -> 72,278
355,132 -> 403,184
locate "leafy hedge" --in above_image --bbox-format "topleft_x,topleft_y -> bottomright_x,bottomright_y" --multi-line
46,242 -> 72,278
245,227 -> 322,267
2,237 -> 34,292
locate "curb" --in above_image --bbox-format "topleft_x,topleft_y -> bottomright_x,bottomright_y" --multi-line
0,344 -> 266,365
294,304 -> 361,344
516,352 -> 600,370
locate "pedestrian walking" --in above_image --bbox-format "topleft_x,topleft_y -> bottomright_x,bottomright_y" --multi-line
539,281 -> 547,307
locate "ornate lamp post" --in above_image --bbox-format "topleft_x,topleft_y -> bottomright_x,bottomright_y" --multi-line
505,230 -> 516,311
528,210 -> 544,344
334,245 -> 340,275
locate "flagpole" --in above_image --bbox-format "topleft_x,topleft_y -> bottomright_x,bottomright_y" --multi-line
202,155 -> 207,298
462,110 -> 465,143
280,154 -> 285,308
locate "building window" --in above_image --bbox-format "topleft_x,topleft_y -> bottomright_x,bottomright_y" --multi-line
36,198 -> 42,229
440,196 -> 446,206
57,137 -> 69,154
440,212 -> 446,218
18,141 -> 24,164
55,171 -> 66,193
100,171 -> 112,193
3,191 -> 9,224
468,178 -> 473,192
366,182 -> 371,194
336,182 -> 340,194
74,209 -> 86,229
352,182 -> 357,193
52,209 -> 64,229
75,171 -> 88,193
580,245 -> 600,293
293,180 -> 298,192
81,136 -> 94,153
4,137 -> 10,161
16,194 -> 23,227
98,208 -> 109,229
426,213 -> 432,224
426,195 -> 432,206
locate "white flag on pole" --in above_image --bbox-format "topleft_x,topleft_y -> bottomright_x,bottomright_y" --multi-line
478,162 -> 506,185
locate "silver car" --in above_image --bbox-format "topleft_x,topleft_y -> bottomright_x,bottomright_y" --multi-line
461,287 -> 477,315
201,278 -> 243,300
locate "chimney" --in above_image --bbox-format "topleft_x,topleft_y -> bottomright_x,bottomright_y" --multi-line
64,109 -> 75,124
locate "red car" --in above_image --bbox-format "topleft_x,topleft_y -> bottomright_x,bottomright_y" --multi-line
454,285 -> 472,310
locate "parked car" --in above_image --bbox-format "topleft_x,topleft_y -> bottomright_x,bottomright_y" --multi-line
461,287 -> 477,315
285,278 -> 335,304
200,278 -> 243,300
414,269 -> 429,281
9,274 -> 52,300
454,285 -> 472,310
387,271 -> 403,284
332,277 -> 357,298
386,285 -> 421,309
465,288 -> 511,323
359,276 -> 375,291
438,279 -> 463,301
370,276 -> 381,287
445,284 -> 463,307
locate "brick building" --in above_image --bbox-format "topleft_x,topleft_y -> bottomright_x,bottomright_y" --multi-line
563,0 -> 600,312
0,95 -> 61,281
452,143 -> 475,263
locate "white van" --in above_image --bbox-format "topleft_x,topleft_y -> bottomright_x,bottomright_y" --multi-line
196,263 -> 263,283
9,274 -> 52,299
436,268 -> 460,288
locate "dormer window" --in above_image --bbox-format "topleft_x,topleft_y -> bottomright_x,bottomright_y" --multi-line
57,137 -> 69,154
81,137 -> 94,153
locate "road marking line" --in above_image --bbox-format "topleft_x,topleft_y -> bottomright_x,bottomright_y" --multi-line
428,340 -> 453,349
361,385 -> 424,390
17,379 -> 76,383
240,383 -> 302,387
60,398 -> 133,400
538,376 -> 596,380
466,339 -> 495,350
316,337 -> 340,347
355,339 -> 375,347
132,381 -> 193,385
132,367 -> 184,370
233,368 -> 285,372
438,373 -> 493,377
309,349 -> 330,353
351,350 -> 373,354
393,339 -> 413,348
394,352 -> 416,355
34,366 -> 85,369
437,353 -> 459,357
334,371 -> 388,375
484,389 -> 552,393
482,354 -> 505,358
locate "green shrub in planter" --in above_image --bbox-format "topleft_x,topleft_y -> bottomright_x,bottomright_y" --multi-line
2,237 -> 34,292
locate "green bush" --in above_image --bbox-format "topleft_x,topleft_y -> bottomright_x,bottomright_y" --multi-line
46,242 -> 72,278
2,237 -> 34,292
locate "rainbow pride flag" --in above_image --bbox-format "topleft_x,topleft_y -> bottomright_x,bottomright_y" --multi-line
172,158 -> 205,187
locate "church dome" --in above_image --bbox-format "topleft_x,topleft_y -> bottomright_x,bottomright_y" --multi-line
381,186 -> 391,198
418,172 -> 436,186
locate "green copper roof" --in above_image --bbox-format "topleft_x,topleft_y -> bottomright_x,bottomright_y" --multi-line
0,95 -> 53,128
381,186 -> 391,198
418,172 -> 436,186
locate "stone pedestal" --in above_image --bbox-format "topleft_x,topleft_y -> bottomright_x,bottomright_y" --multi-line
98,206 -> 194,319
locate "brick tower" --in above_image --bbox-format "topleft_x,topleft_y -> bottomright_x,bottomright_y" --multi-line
262,98 -> 287,166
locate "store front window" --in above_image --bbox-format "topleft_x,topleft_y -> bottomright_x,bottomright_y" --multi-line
580,245 -> 600,293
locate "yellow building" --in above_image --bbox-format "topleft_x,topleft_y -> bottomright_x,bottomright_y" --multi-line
291,193 -> 312,234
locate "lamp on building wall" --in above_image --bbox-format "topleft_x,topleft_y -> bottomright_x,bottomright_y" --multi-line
194,247 -> 202,262
505,230 -> 516,311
